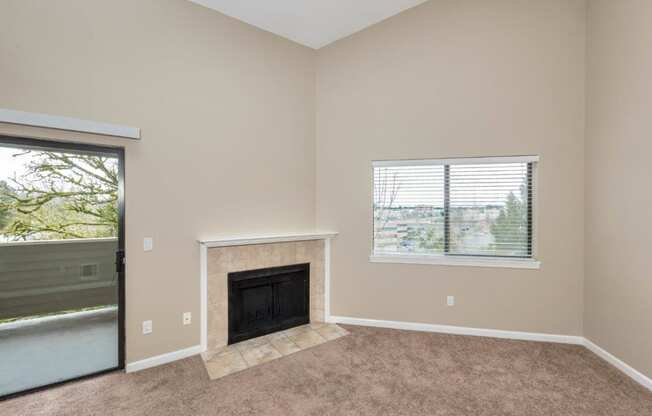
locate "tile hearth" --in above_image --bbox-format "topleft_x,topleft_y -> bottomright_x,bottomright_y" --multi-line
201,323 -> 349,380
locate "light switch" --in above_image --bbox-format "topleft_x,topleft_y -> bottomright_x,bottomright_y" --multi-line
144,237 -> 153,252
447,296 -> 455,306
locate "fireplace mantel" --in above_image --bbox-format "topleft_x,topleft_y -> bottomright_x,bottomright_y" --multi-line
199,231 -> 337,352
199,231 -> 338,248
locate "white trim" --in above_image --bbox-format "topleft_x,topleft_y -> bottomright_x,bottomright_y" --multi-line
324,238 -> 332,323
369,253 -> 541,269
330,316 -> 583,344
199,231 -> 338,248
372,155 -> 539,167
0,237 -> 118,247
583,339 -> 652,392
329,316 -> 652,392
0,108 -> 140,139
126,345 -> 202,373
200,244 -> 208,352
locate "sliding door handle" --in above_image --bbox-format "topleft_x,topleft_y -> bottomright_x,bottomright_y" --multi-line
115,250 -> 125,273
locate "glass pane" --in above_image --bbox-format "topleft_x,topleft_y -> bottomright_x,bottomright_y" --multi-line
449,163 -> 529,257
0,143 -> 120,396
373,165 -> 445,254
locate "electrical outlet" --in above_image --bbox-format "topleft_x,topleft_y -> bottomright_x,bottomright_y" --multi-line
447,296 -> 455,306
183,312 -> 192,326
143,237 -> 153,252
142,320 -> 153,334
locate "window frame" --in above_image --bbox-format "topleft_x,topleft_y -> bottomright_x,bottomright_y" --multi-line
370,156 -> 540,269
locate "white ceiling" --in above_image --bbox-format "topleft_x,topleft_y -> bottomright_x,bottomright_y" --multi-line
188,0 -> 429,49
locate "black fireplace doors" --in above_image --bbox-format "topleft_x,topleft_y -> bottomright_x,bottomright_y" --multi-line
228,263 -> 309,344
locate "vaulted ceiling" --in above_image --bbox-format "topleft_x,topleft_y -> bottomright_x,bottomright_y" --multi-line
188,0 -> 429,49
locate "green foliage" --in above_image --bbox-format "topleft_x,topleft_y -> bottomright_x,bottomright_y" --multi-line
401,225 -> 445,251
417,227 -> 445,251
0,150 -> 118,241
0,181 -> 13,231
490,187 -> 528,256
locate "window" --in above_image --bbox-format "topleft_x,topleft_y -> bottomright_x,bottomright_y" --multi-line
372,156 -> 539,268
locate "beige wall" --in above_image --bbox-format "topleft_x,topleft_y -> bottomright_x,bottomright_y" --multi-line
315,0 -> 586,335
6,0 -> 649,379
585,0 -> 652,378
0,0 -> 316,362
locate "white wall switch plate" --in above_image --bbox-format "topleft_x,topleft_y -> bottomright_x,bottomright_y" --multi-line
142,320 -> 153,334
447,296 -> 455,306
143,237 -> 153,252
183,312 -> 191,325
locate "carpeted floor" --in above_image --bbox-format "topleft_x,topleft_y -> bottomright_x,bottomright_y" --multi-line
2,325 -> 651,416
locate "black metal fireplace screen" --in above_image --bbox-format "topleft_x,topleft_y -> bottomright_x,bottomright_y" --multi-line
228,263 -> 310,344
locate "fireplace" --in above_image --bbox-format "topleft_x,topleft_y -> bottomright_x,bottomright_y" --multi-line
228,263 -> 310,344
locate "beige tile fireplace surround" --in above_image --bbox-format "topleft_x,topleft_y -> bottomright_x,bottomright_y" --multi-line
199,232 -> 337,352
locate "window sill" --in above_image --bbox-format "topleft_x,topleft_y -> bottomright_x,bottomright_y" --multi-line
369,253 -> 541,269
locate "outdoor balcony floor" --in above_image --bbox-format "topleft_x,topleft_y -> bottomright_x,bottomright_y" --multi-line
0,307 -> 118,397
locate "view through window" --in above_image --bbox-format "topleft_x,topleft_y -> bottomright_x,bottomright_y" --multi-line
0,144 -> 120,325
373,157 -> 536,259
0,146 -> 119,243
0,139 -> 123,396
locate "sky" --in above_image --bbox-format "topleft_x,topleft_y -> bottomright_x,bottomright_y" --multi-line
0,147 -> 29,183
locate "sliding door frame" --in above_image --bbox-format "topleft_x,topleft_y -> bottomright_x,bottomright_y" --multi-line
0,134 -> 126,400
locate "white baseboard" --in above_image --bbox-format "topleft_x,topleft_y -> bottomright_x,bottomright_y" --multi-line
583,339 -> 652,392
331,316 -> 652,392
126,345 -> 202,373
330,316 -> 585,344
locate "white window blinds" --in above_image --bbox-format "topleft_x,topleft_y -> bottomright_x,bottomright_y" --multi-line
373,156 -> 537,259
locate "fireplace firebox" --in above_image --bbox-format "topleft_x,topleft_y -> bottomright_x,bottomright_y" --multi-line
228,263 -> 310,344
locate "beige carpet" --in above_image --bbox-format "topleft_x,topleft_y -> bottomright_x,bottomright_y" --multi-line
2,325 -> 651,416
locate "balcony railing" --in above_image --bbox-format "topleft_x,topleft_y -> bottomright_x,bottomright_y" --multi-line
0,238 -> 118,320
